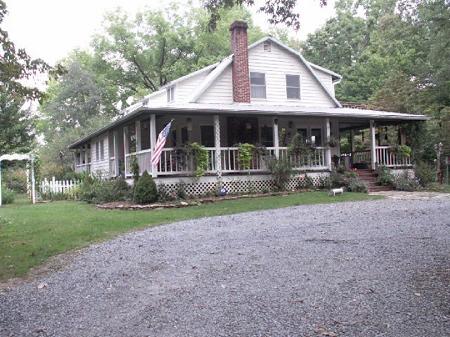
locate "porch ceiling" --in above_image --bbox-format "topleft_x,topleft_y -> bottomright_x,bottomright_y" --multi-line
68,103 -> 429,149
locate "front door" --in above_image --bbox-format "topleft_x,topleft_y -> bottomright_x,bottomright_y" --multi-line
227,117 -> 259,146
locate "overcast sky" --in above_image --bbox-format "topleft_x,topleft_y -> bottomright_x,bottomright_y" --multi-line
4,0 -> 336,66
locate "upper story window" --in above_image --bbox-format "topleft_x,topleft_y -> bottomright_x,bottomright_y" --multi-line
250,72 -> 266,99
286,74 -> 300,99
166,86 -> 175,102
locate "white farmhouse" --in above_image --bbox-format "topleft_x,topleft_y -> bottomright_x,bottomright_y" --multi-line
69,21 -> 427,195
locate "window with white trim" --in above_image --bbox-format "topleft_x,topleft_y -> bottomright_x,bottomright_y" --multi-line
250,72 -> 266,99
95,141 -> 100,161
100,139 -> 105,161
286,74 -> 300,99
166,86 -> 175,102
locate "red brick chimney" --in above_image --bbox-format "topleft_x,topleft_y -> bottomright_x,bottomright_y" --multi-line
230,20 -> 250,103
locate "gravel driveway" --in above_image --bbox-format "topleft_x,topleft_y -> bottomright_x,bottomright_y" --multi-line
1,197 -> 449,337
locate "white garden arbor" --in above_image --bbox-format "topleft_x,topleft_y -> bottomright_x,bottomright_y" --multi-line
0,153 -> 36,206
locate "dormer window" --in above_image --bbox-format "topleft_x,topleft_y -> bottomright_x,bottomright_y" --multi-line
166,86 -> 175,102
250,72 -> 266,99
286,74 -> 300,99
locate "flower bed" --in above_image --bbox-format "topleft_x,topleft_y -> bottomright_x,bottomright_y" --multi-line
96,190 -> 305,210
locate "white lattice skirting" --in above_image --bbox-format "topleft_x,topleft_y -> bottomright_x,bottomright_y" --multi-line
145,173 -> 330,197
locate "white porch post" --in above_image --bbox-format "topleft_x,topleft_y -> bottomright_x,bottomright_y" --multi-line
135,120 -> 141,152
213,115 -> 222,179
30,156 -> 36,204
123,126 -> 129,176
369,120 -> 376,170
150,114 -> 157,178
113,130 -> 119,177
273,118 -> 280,159
325,118 -> 332,170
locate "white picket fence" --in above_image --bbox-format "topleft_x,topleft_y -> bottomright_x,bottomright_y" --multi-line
40,177 -> 80,195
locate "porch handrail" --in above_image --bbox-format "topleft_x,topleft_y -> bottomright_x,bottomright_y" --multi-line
375,145 -> 411,168
123,146 -> 329,177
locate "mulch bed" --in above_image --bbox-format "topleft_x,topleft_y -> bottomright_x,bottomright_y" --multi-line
96,190 -> 308,210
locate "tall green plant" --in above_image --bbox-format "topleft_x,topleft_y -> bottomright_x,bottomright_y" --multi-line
187,142 -> 208,177
267,158 -> 293,191
130,155 -> 140,183
238,143 -> 255,170
288,133 -> 313,156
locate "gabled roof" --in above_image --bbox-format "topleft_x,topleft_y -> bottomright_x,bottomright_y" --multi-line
189,56 -> 233,102
120,36 -> 343,115
187,36 -> 342,106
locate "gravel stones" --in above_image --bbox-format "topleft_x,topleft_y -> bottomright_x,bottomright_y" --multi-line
1,197 -> 449,337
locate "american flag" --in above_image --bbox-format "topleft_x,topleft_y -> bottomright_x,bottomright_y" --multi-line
151,120 -> 173,167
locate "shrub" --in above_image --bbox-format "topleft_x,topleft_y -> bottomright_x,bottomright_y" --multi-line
393,171 -> 420,191
133,171 -> 158,204
414,161 -> 434,187
376,166 -> 394,186
267,158 -> 293,191
330,170 -> 356,188
1,187 -> 15,204
301,174 -> 315,189
176,182 -> 187,200
330,169 -> 367,193
347,178 -> 368,193
158,184 -> 177,202
79,176 -> 131,204
316,175 -> 330,189
111,177 -> 131,200
395,144 -> 412,158
4,168 -> 27,193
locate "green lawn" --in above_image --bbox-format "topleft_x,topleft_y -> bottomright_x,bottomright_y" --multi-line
0,192 -> 381,281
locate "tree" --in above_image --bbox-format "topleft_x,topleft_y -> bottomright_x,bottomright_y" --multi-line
1,0 -> 57,155
0,0 -> 59,100
90,4 -> 263,104
41,58 -> 113,133
302,0 -> 450,163
203,0 -> 328,30
0,93 -> 35,155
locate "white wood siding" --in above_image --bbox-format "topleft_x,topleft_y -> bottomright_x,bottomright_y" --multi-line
312,69 -> 335,97
197,43 -> 336,107
248,43 -> 335,107
146,91 -> 166,105
198,66 -> 234,104
174,72 -> 210,102
90,133 -> 109,177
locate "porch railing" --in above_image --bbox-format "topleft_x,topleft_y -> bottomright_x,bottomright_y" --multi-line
123,146 -> 328,177
125,149 -> 152,176
279,147 -> 326,169
352,150 -> 371,164
109,157 -> 117,177
349,147 -> 412,168
75,163 -> 90,173
375,146 -> 411,168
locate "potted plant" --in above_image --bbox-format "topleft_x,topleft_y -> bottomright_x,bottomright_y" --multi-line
327,135 -> 339,148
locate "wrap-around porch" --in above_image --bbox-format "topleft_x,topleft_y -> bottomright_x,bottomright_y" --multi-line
73,112 -> 414,178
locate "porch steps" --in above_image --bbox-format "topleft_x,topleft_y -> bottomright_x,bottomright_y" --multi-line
356,169 -> 393,192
